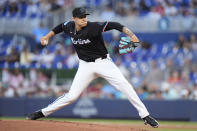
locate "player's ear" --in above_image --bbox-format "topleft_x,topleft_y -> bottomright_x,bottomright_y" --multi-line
73,17 -> 78,23
72,17 -> 76,21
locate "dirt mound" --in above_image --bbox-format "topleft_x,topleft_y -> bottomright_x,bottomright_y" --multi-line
0,120 -> 147,131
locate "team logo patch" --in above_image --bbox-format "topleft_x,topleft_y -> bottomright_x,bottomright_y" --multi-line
71,37 -> 91,45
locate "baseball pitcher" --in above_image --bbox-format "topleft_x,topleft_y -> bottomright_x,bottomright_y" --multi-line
27,7 -> 159,128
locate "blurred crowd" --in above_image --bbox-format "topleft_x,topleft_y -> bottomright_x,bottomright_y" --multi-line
0,32 -> 197,100
0,0 -> 197,18
0,0 -> 73,18
0,0 -> 197,100
100,0 -> 197,20
0,68 -> 54,98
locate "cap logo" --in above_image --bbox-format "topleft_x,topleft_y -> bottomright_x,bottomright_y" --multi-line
80,8 -> 85,13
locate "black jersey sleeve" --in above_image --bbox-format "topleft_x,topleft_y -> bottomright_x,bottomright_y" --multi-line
52,21 -> 71,34
96,21 -> 124,33
104,22 -> 124,32
52,23 -> 64,34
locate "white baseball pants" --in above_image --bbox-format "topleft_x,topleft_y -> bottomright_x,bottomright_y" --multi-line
42,55 -> 149,118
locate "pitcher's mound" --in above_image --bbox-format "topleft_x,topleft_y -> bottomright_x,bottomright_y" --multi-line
0,120 -> 147,131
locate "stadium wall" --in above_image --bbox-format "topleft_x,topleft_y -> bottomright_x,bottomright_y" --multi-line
1,32 -> 196,47
0,98 -> 197,121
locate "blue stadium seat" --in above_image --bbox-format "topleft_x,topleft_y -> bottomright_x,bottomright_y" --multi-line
19,3 -> 28,18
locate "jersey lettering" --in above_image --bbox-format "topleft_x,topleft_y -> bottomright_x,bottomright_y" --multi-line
71,37 -> 91,45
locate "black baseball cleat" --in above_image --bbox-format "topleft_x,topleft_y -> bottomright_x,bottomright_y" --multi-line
26,110 -> 45,120
142,115 -> 159,128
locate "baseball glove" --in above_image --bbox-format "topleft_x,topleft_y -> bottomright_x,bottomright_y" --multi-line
119,37 -> 140,55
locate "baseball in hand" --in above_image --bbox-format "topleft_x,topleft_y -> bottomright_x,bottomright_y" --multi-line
43,40 -> 47,45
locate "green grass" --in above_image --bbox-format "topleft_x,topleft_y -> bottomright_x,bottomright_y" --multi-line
1,117 -> 197,131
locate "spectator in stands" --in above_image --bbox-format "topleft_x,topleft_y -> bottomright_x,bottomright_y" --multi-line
1,68 -> 10,86
155,90 -> 163,99
50,0 -> 62,12
161,82 -> 170,99
137,81 -> 149,100
115,58 -> 130,81
1,69 -> 11,97
101,84 -> 126,99
32,22 -> 49,50
5,47 -> 20,63
65,46 -> 78,69
154,1 -> 165,16
189,34 -> 197,50
114,1 -> 127,17
181,71 -> 193,89
0,82 -> 3,97
182,58 -> 193,73
101,84 -> 114,99
85,82 -> 103,98
33,71 -> 50,97
130,69 -> 143,89
139,0 -> 150,14
17,0 -> 28,17
8,0 -> 19,16
53,48 -> 65,67
190,64 -> 197,84
3,86 -> 17,97
175,34 -> 186,49
164,83 -> 180,100
145,60 -> 163,87
100,4 -> 115,21
40,49 -> 55,67
168,70 -> 181,84
31,49 -> 41,64
29,68 -> 38,87
9,69 -> 24,89
0,0 -> 6,16
146,7 -> 161,20
20,47 -> 33,66
182,40 -> 192,50
148,82 -> 160,99
166,87 -> 179,100
27,69 -> 51,98
182,9 -> 195,31
190,84 -> 197,100
180,88 -> 191,99
165,1 -> 178,16
127,0 -> 139,16
191,0 -> 197,16
3,68 -> 24,97
40,0 -> 51,14
37,71 -> 49,84
26,0 -> 41,18
164,58 -> 176,80
63,0 -> 74,8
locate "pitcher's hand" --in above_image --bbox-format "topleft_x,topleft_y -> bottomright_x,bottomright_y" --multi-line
41,36 -> 49,46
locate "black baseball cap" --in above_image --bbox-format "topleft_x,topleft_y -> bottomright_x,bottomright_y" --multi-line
72,7 -> 90,18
